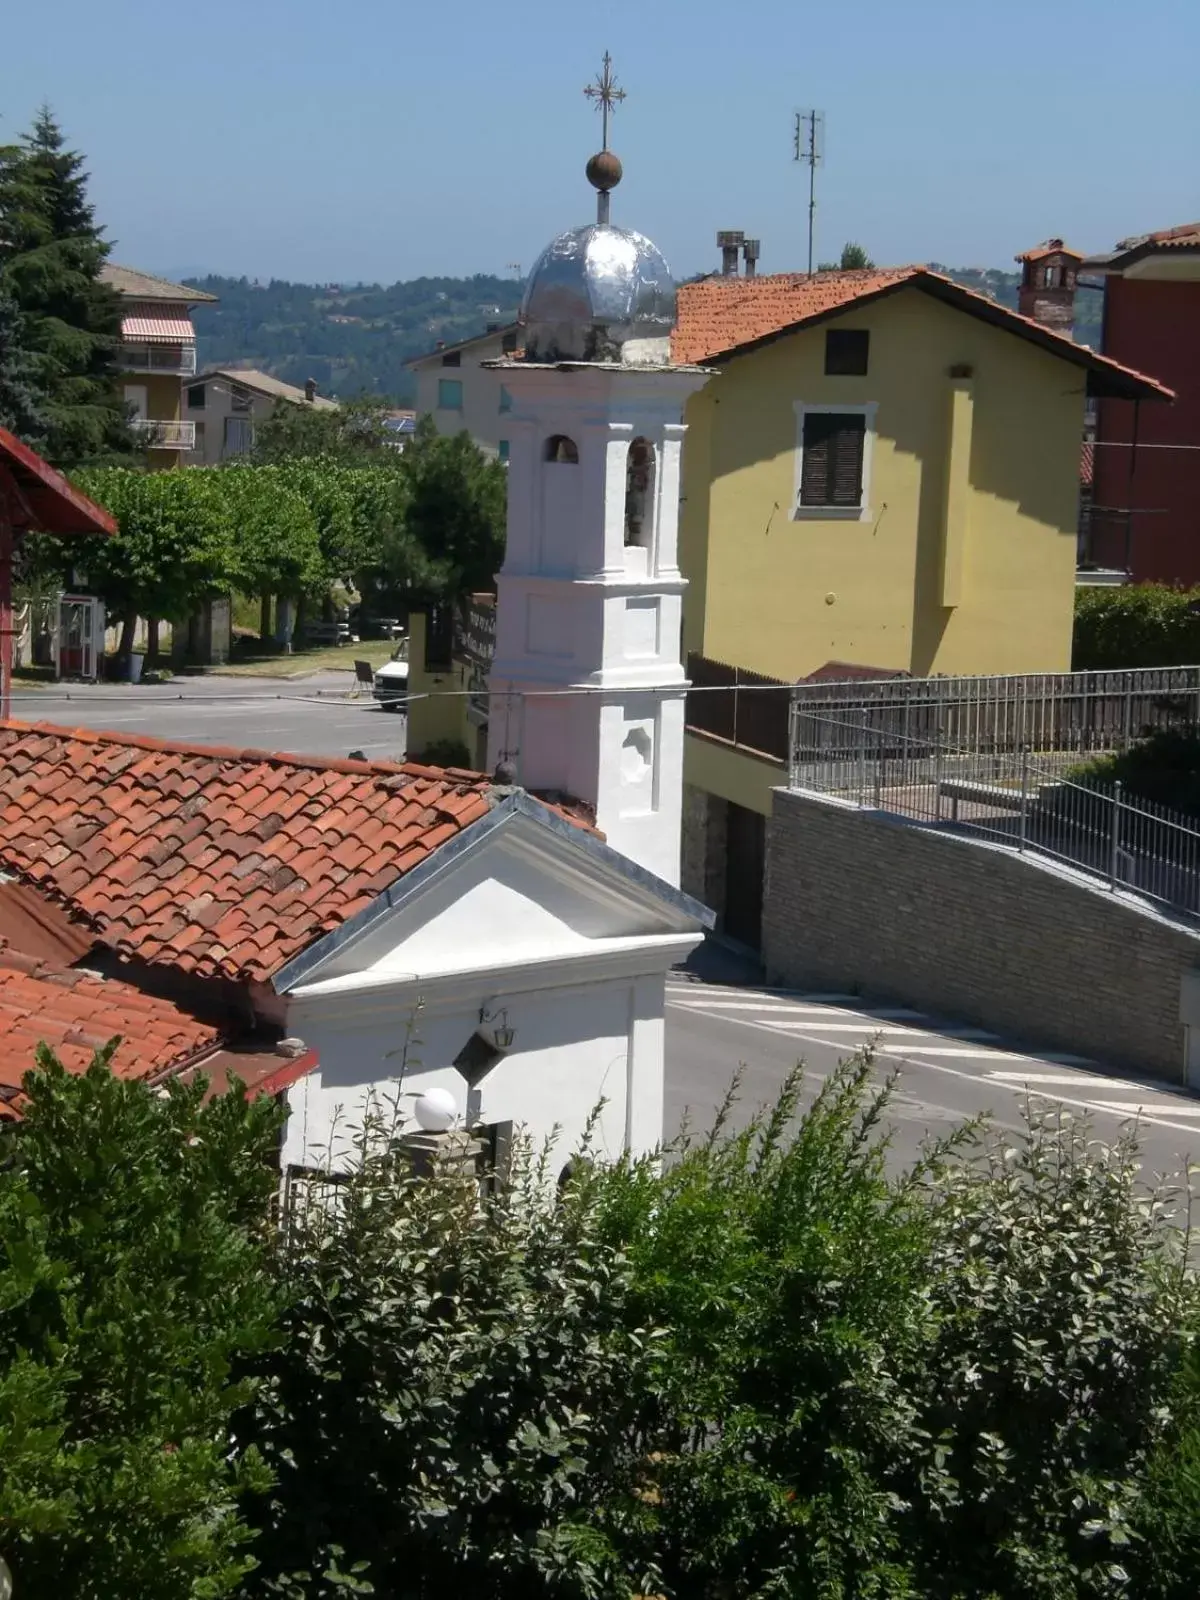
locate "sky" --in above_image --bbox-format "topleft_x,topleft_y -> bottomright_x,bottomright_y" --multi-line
2,0 -> 1197,287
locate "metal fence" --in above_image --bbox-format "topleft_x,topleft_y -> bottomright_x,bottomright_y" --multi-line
789,707 -> 1200,919
790,665 -> 1200,759
685,653 -> 790,761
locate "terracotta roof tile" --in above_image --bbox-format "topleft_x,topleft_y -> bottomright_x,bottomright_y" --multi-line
0,722 -> 592,985
0,943 -> 224,1115
671,265 -> 1172,400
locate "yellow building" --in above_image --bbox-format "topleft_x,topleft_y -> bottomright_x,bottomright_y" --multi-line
672,266 -> 1171,945
99,266 -> 218,468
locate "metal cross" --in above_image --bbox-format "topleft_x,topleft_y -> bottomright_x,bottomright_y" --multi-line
584,51 -> 626,151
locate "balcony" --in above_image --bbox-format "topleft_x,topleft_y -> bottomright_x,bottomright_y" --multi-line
131,418 -> 196,450
119,342 -> 197,376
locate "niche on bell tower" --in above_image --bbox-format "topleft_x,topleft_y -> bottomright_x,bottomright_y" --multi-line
538,433 -> 582,575
624,436 -> 656,575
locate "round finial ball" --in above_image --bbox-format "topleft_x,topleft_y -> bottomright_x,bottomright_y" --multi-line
413,1087 -> 457,1133
586,149 -> 623,192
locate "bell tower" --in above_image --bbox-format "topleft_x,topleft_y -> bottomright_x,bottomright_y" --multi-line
485,62 -> 710,886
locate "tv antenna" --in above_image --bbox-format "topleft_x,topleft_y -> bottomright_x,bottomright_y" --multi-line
793,109 -> 825,277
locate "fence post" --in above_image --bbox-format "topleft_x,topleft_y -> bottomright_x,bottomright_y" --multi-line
1109,779 -> 1123,889
1018,746 -> 1028,853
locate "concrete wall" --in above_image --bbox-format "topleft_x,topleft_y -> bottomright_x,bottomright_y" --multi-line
412,330 -> 511,457
679,287 -> 1083,680
763,787 -> 1200,1083
282,971 -> 667,1176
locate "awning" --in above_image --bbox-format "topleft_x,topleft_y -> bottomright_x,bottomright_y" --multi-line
121,314 -> 195,342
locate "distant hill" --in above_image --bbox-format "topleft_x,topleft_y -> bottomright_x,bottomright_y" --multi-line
186,265 -> 1103,404
186,273 -> 523,405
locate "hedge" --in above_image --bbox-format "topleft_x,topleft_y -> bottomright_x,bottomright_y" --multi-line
1074,584 -> 1200,670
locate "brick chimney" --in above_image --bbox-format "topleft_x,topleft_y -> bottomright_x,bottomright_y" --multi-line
1015,239 -> 1082,338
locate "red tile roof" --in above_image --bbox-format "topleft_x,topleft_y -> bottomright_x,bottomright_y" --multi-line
0,942 -> 223,1116
1015,238 -> 1081,263
672,266 -> 1172,401
1116,222 -> 1200,251
0,722 -> 498,984
673,269 -> 914,364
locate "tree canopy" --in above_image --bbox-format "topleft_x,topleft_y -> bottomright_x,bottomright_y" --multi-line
0,108 -> 130,468
0,1050 -> 1198,1598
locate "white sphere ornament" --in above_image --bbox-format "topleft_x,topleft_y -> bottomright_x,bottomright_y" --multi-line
412,1087 -> 457,1133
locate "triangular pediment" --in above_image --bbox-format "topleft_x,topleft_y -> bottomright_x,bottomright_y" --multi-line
280,803 -> 707,996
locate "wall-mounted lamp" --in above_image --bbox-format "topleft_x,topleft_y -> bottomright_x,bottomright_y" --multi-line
479,1004 -> 515,1050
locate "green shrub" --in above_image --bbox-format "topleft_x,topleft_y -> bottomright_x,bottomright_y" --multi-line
412,737 -> 474,770
1069,725 -> 1200,817
1074,584 -> 1200,670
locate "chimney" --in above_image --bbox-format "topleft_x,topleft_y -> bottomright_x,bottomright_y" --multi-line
742,238 -> 761,279
304,378 -> 317,403
1015,238 -> 1082,338
717,230 -> 745,277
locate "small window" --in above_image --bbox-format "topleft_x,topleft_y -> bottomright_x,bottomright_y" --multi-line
497,439 -> 510,463
1043,263 -> 1063,288
441,350 -> 461,367
231,384 -> 252,414
186,384 -> 206,410
824,329 -> 870,376
438,378 -> 464,410
498,384 -> 512,414
799,412 -> 867,508
624,437 -> 655,547
544,434 -> 578,464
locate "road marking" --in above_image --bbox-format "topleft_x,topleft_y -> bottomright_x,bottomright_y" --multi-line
669,999 -> 929,1020
1094,1100 -> 1200,1117
668,1004 -> 1200,1140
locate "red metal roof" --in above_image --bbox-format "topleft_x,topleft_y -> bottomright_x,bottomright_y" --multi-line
121,314 -> 195,343
0,428 -> 117,537
0,722 -> 505,984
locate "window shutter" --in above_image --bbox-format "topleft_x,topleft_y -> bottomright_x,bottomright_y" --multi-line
801,412 -> 866,507
830,417 -> 866,505
801,413 -> 836,504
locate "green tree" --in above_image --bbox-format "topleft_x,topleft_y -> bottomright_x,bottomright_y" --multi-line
0,287 -> 47,444
219,462 -> 325,641
818,241 -> 877,272
0,1046 -> 283,1598
252,396 -> 399,466
399,416 -> 506,597
72,466 -> 234,663
0,108 -> 130,468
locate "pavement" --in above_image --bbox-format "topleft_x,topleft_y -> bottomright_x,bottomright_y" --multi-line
665,968 -> 1200,1180
6,673 -> 408,761
13,677 -> 1200,1178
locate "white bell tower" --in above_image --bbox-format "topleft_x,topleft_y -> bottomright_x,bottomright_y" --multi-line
485,76 -> 709,887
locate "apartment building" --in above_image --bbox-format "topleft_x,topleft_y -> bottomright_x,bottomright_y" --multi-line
184,369 -> 337,464
99,266 -> 217,467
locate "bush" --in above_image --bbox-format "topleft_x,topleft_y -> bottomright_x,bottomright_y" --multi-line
1069,725 -> 1200,817
1074,584 -> 1200,670
0,1046 -> 284,1598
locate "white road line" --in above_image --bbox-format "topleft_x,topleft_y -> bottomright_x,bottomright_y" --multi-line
669,1004 -> 1200,1139
668,999 -> 929,1020
1094,1100 -> 1200,1117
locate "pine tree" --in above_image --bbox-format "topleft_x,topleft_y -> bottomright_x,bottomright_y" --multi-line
0,288 -> 48,444
0,107 -> 130,468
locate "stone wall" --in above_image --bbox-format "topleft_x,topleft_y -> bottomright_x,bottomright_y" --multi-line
681,783 -> 728,921
763,789 -> 1200,1083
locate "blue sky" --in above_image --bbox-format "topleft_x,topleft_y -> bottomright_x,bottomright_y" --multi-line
2,0 -> 1196,286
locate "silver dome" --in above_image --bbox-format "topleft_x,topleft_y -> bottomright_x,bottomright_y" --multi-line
519,223 -> 676,364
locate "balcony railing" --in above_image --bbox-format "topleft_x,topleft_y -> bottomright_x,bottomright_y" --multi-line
131,418 -> 196,449
119,342 -> 197,376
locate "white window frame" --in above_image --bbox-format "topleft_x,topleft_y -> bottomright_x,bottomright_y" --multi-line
792,401 -> 877,523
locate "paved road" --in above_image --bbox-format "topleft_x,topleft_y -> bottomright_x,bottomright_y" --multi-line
7,673 -> 408,762
665,974 -> 1200,1180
